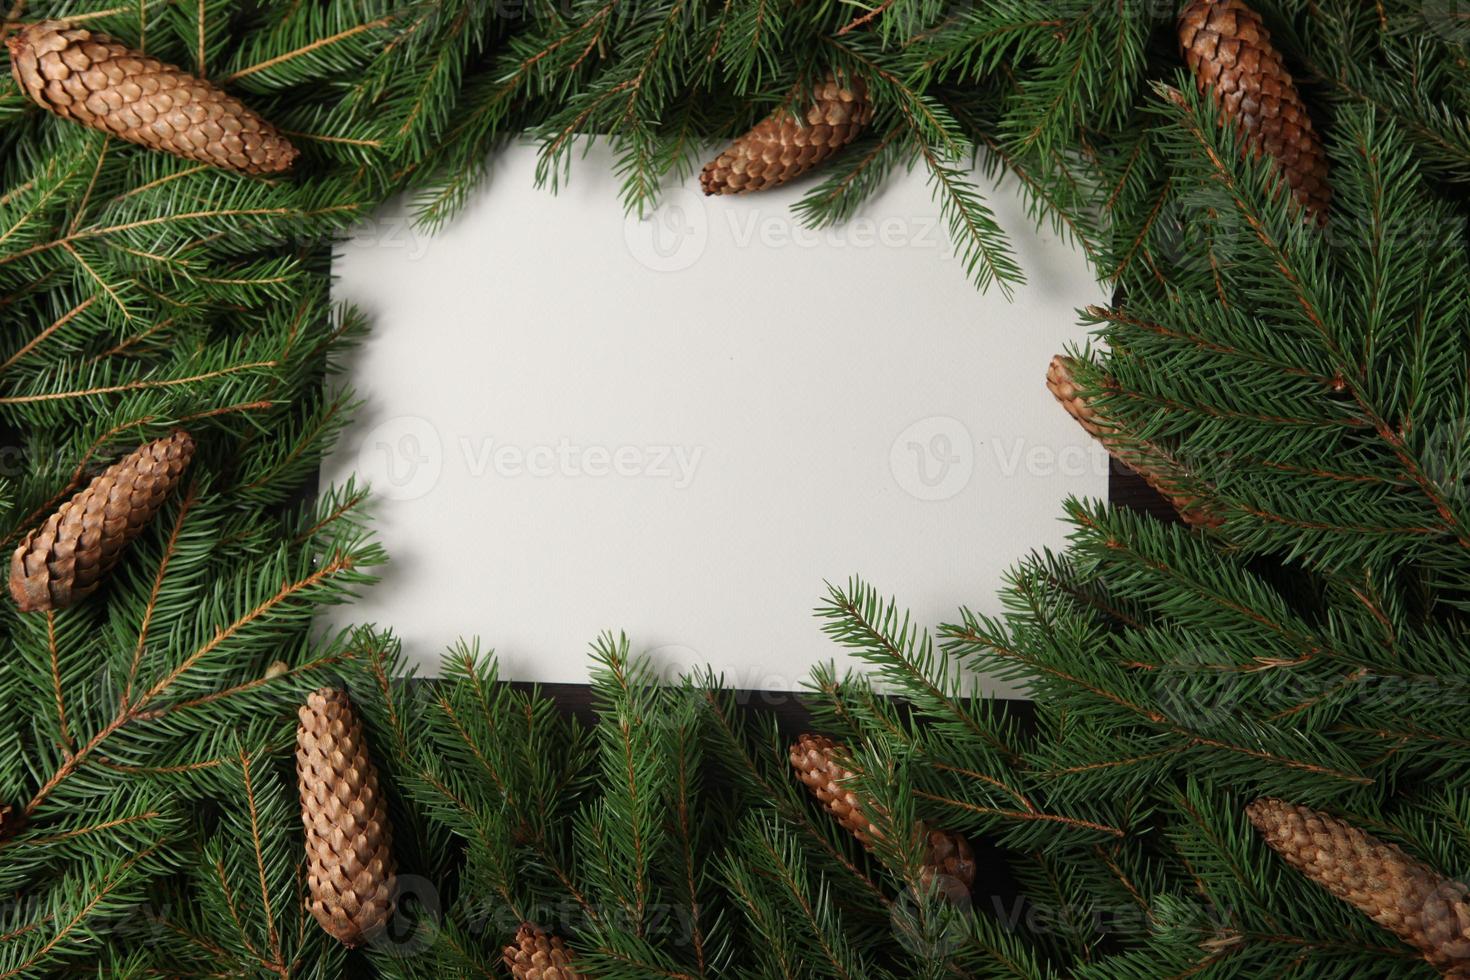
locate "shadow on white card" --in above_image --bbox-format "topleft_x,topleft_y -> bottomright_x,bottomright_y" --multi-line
322,142 -> 1108,695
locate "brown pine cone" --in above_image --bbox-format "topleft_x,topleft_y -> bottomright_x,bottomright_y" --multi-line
921,826 -> 976,892
791,733 -> 880,846
10,430 -> 195,612
1046,355 -> 1222,528
1046,354 -> 1108,441
296,688 -> 396,947
1248,799 -> 1470,976
503,923 -> 582,980
700,74 -> 872,195
1178,0 -> 1330,221
8,21 -> 297,175
789,733 -> 976,890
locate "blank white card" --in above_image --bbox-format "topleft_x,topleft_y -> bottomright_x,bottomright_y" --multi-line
321,142 -> 1107,692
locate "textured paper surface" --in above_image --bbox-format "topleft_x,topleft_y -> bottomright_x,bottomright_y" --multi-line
322,142 -> 1108,691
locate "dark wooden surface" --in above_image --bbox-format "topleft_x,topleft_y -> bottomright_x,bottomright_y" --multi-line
509,681 -> 1039,739
1107,459 -> 1179,524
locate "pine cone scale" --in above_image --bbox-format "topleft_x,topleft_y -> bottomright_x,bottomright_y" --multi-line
8,21 -> 297,174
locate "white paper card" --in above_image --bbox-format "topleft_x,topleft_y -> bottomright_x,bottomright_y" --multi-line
322,142 -> 1108,692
